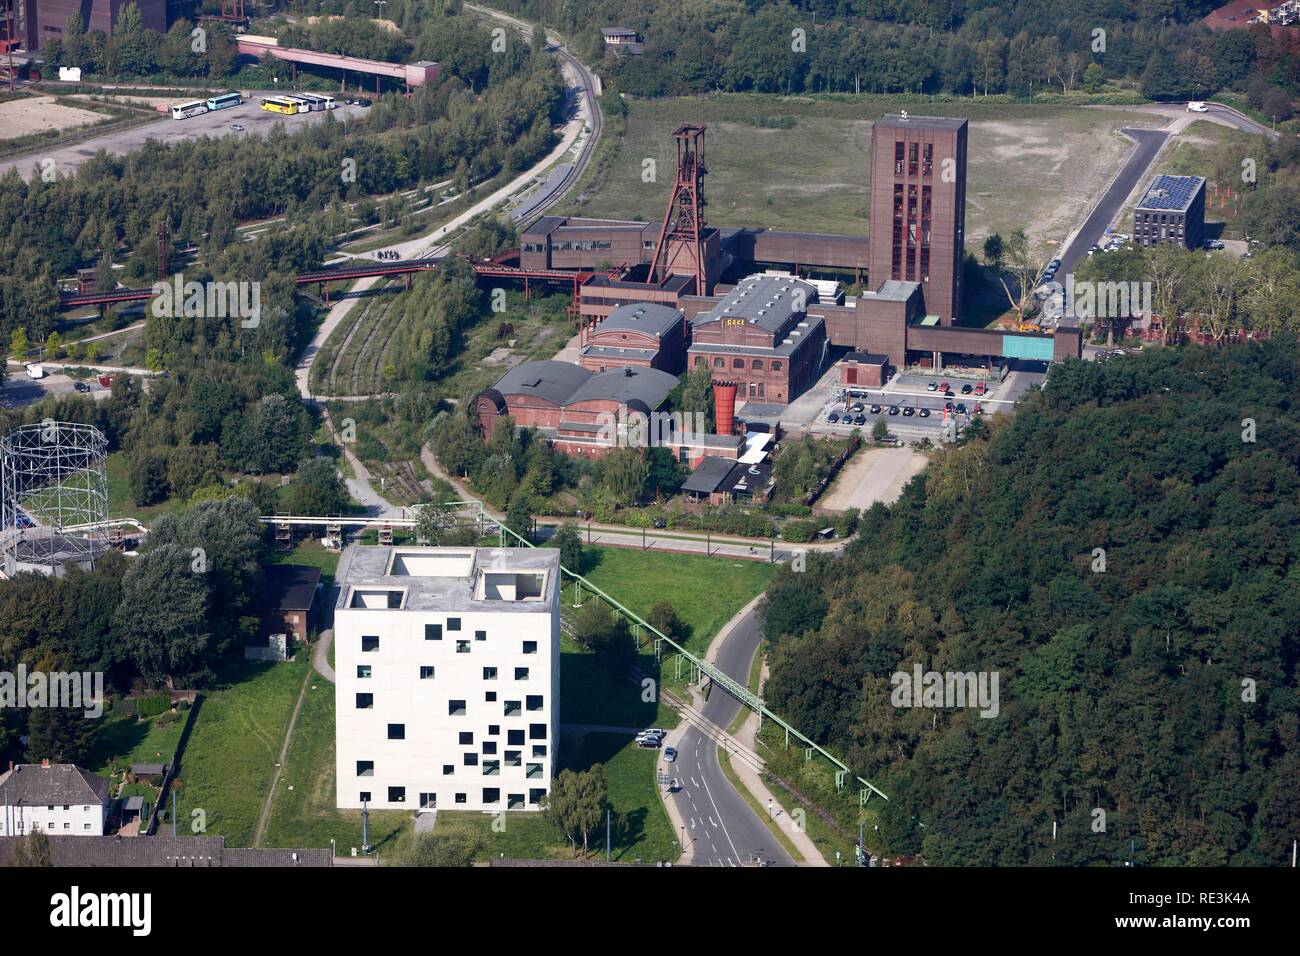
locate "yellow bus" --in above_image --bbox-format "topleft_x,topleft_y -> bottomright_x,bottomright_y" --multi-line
260,97 -> 298,115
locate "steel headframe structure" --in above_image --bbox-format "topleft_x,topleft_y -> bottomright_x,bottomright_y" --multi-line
0,421 -> 110,576
649,123 -> 709,295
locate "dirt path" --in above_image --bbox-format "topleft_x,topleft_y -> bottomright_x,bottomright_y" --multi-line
252,660 -> 314,847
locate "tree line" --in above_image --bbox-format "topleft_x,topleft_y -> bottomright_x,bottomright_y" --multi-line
760,340 -> 1300,865
490,0 -> 1296,117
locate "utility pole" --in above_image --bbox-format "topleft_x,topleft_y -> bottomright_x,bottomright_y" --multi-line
362,797 -> 371,854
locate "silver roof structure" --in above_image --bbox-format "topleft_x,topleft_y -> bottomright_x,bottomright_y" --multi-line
596,302 -> 684,337
490,360 -> 593,406
567,366 -> 678,411
693,274 -> 819,334
335,546 -> 559,614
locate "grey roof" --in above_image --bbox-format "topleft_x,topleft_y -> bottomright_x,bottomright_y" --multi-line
265,564 -> 322,611
682,456 -> 740,495
490,360 -> 593,406
334,546 -> 560,614
861,279 -> 919,302
0,764 -> 109,807
580,345 -> 658,360
0,835 -> 333,867
131,763 -> 167,776
1136,174 -> 1205,212
693,274 -> 818,334
597,303 -> 683,338
602,27 -> 639,37
690,314 -> 825,357
566,366 -> 678,411
721,460 -> 773,497
846,351 -> 889,364
874,113 -> 968,130
522,215 -> 567,239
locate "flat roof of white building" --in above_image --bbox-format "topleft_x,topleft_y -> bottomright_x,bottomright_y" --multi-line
334,545 -> 559,613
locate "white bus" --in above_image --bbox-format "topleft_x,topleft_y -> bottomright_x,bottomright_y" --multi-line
171,100 -> 209,120
294,92 -> 337,111
206,91 -> 243,111
281,95 -> 313,114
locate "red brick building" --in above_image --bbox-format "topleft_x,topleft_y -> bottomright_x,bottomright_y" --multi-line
579,302 -> 687,374
19,0 -> 167,51
867,114 -> 968,326
687,274 -> 827,406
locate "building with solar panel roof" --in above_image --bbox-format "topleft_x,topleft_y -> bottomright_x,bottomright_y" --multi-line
1133,174 -> 1206,250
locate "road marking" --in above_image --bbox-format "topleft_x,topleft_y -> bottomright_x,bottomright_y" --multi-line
698,755 -> 742,865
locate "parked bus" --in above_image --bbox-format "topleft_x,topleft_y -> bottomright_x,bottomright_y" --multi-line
293,92 -> 337,111
171,100 -> 209,120
206,91 -> 242,111
281,95 -> 313,114
260,97 -> 299,115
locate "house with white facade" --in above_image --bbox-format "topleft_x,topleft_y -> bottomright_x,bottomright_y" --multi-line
334,545 -> 561,813
0,761 -> 111,836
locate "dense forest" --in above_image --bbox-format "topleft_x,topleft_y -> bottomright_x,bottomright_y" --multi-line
481,0 -> 1297,116
761,341 -> 1300,865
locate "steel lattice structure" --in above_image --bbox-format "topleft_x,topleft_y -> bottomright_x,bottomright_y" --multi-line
1,421 -> 110,576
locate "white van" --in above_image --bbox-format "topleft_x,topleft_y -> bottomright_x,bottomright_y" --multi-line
25,363 -> 44,379
1187,101 -> 1208,113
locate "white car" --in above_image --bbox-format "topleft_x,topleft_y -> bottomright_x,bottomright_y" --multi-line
1187,101 -> 1208,113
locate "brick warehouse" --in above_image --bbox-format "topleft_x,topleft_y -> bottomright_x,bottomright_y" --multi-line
687,274 -> 826,404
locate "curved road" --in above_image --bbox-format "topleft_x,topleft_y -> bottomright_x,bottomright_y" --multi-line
667,606 -> 795,867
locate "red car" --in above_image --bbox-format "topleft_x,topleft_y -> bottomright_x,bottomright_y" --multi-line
938,381 -> 950,392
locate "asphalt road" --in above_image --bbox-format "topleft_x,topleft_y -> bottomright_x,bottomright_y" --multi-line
0,96 -> 367,180
666,607 -> 795,867
1056,127 -> 1169,278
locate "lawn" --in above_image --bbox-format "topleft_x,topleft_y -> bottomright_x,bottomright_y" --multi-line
165,658 -> 310,847
569,545 -> 775,659
106,451 -> 185,524
85,711 -> 186,778
434,730 -> 678,864
560,94 -> 1167,256
261,673 -> 410,853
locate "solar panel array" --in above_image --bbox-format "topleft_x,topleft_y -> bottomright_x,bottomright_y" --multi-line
1137,175 -> 1204,212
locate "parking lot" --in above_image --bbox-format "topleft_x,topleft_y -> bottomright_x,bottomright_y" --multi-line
810,369 -> 1011,439
1,372 -> 112,407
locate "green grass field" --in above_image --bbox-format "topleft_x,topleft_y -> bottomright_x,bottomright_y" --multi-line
167,658 -> 309,847
86,712 -> 186,778
561,94 -> 1167,255
434,730 -> 678,863
569,545 -> 774,659
261,674 -> 410,852
106,451 -> 185,523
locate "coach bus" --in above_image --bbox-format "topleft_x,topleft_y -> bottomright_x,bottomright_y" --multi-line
206,91 -> 242,111
294,92 -> 337,111
281,95 -> 313,113
171,100 -> 209,120
260,97 -> 299,115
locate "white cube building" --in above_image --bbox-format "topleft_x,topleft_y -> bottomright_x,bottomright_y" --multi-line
334,546 -> 561,813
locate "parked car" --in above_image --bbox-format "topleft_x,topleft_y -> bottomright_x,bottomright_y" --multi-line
974,382 -> 987,396
902,406 -> 915,417
229,123 -> 244,131
974,403 -> 983,415
357,98 -> 372,107
73,381 -> 90,392
652,517 -> 666,529
636,736 -> 662,749
663,747 -> 677,763
944,401 -> 955,412
956,402 -> 967,414
918,407 -> 931,418
850,402 -> 864,413
888,405 -> 899,416
961,383 -> 973,394
828,411 -> 840,423
853,414 -> 867,426
938,381 -> 950,392
926,381 -> 939,391
637,728 -> 666,740
1187,101 -> 1208,113
870,404 -> 882,414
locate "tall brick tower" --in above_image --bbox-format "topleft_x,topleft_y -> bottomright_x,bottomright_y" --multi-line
868,114 -> 968,325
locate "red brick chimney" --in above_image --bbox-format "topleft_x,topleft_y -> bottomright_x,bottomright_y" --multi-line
40,758 -> 49,768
